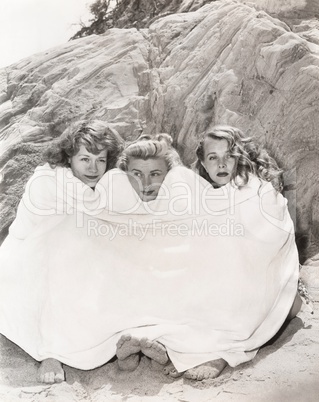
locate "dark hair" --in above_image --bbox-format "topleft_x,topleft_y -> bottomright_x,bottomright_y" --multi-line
43,120 -> 124,172
117,133 -> 182,171
195,125 -> 283,191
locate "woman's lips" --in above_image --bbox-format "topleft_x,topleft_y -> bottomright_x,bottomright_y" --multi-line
217,172 -> 229,177
143,190 -> 154,196
85,175 -> 98,180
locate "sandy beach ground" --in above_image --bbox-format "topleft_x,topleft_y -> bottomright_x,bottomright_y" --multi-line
0,301 -> 318,402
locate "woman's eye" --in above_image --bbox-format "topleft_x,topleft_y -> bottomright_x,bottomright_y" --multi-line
133,172 -> 141,177
98,159 -> 107,164
81,158 -> 89,162
208,156 -> 217,161
151,172 -> 160,177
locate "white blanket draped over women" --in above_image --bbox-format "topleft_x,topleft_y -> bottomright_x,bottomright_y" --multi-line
0,164 -> 299,372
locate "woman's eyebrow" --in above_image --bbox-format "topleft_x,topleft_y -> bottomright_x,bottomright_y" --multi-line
150,169 -> 162,173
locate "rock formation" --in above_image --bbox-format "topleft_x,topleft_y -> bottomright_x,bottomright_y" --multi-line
71,0 -> 214,38
0,0 -> 318,261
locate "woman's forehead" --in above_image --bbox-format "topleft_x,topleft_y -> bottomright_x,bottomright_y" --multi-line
127,157 -> 167,171
204,138 -> 229,154
75,144 -> 107,157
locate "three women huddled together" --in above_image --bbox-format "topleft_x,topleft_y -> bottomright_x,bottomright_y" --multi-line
0,120 -> 301,383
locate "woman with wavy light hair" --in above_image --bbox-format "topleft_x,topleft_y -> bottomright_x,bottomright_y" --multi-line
195,125 -> 283,191
118,133 -> 182,202
179,124 -> 301,381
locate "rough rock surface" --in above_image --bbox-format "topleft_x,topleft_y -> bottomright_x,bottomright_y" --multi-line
0,0 -> 319,261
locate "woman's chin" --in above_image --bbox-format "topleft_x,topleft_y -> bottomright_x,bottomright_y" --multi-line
141,193 -> 158,202
83,180 -> 98,188
213,178 -> 231,188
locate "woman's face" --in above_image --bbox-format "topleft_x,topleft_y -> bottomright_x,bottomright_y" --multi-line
127,157 -> 168,201
201,138 -> 236,187
69,145 -> 107,188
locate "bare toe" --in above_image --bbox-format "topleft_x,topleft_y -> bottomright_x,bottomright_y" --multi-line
140,337 -> 151,348
38,359 -> 65,384
116,334 -> 131,348
140,338 -> 168,365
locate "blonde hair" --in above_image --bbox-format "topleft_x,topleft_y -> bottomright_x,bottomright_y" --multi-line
117,133 -> 182,171
195,125 -> 283,191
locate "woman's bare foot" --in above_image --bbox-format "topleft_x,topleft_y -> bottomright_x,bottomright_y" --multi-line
38,358 -> 65,384
117,354 -> 140,371
140,337 -> 168,365
116,334 -> 141,360
184,358 -> 227,381
163,362 -> 183,378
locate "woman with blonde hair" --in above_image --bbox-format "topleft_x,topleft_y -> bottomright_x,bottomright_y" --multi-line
117,133 -> 182,201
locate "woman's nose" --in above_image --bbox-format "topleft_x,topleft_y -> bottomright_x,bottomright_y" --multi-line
89,161 -> 98,172
218,159 -> 226,168
143,176 -> 151,188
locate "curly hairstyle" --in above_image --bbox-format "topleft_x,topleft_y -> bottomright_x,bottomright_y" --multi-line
195,125 -> 283,192
43,120 -> 124,172
117,133 -> 182,171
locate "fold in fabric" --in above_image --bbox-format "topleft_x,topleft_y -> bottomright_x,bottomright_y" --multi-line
0,165 -> 299,371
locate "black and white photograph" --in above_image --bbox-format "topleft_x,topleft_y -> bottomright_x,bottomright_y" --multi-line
0,1 -> 318,401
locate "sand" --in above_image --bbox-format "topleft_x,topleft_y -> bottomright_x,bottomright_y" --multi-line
0,302 -> 318,402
